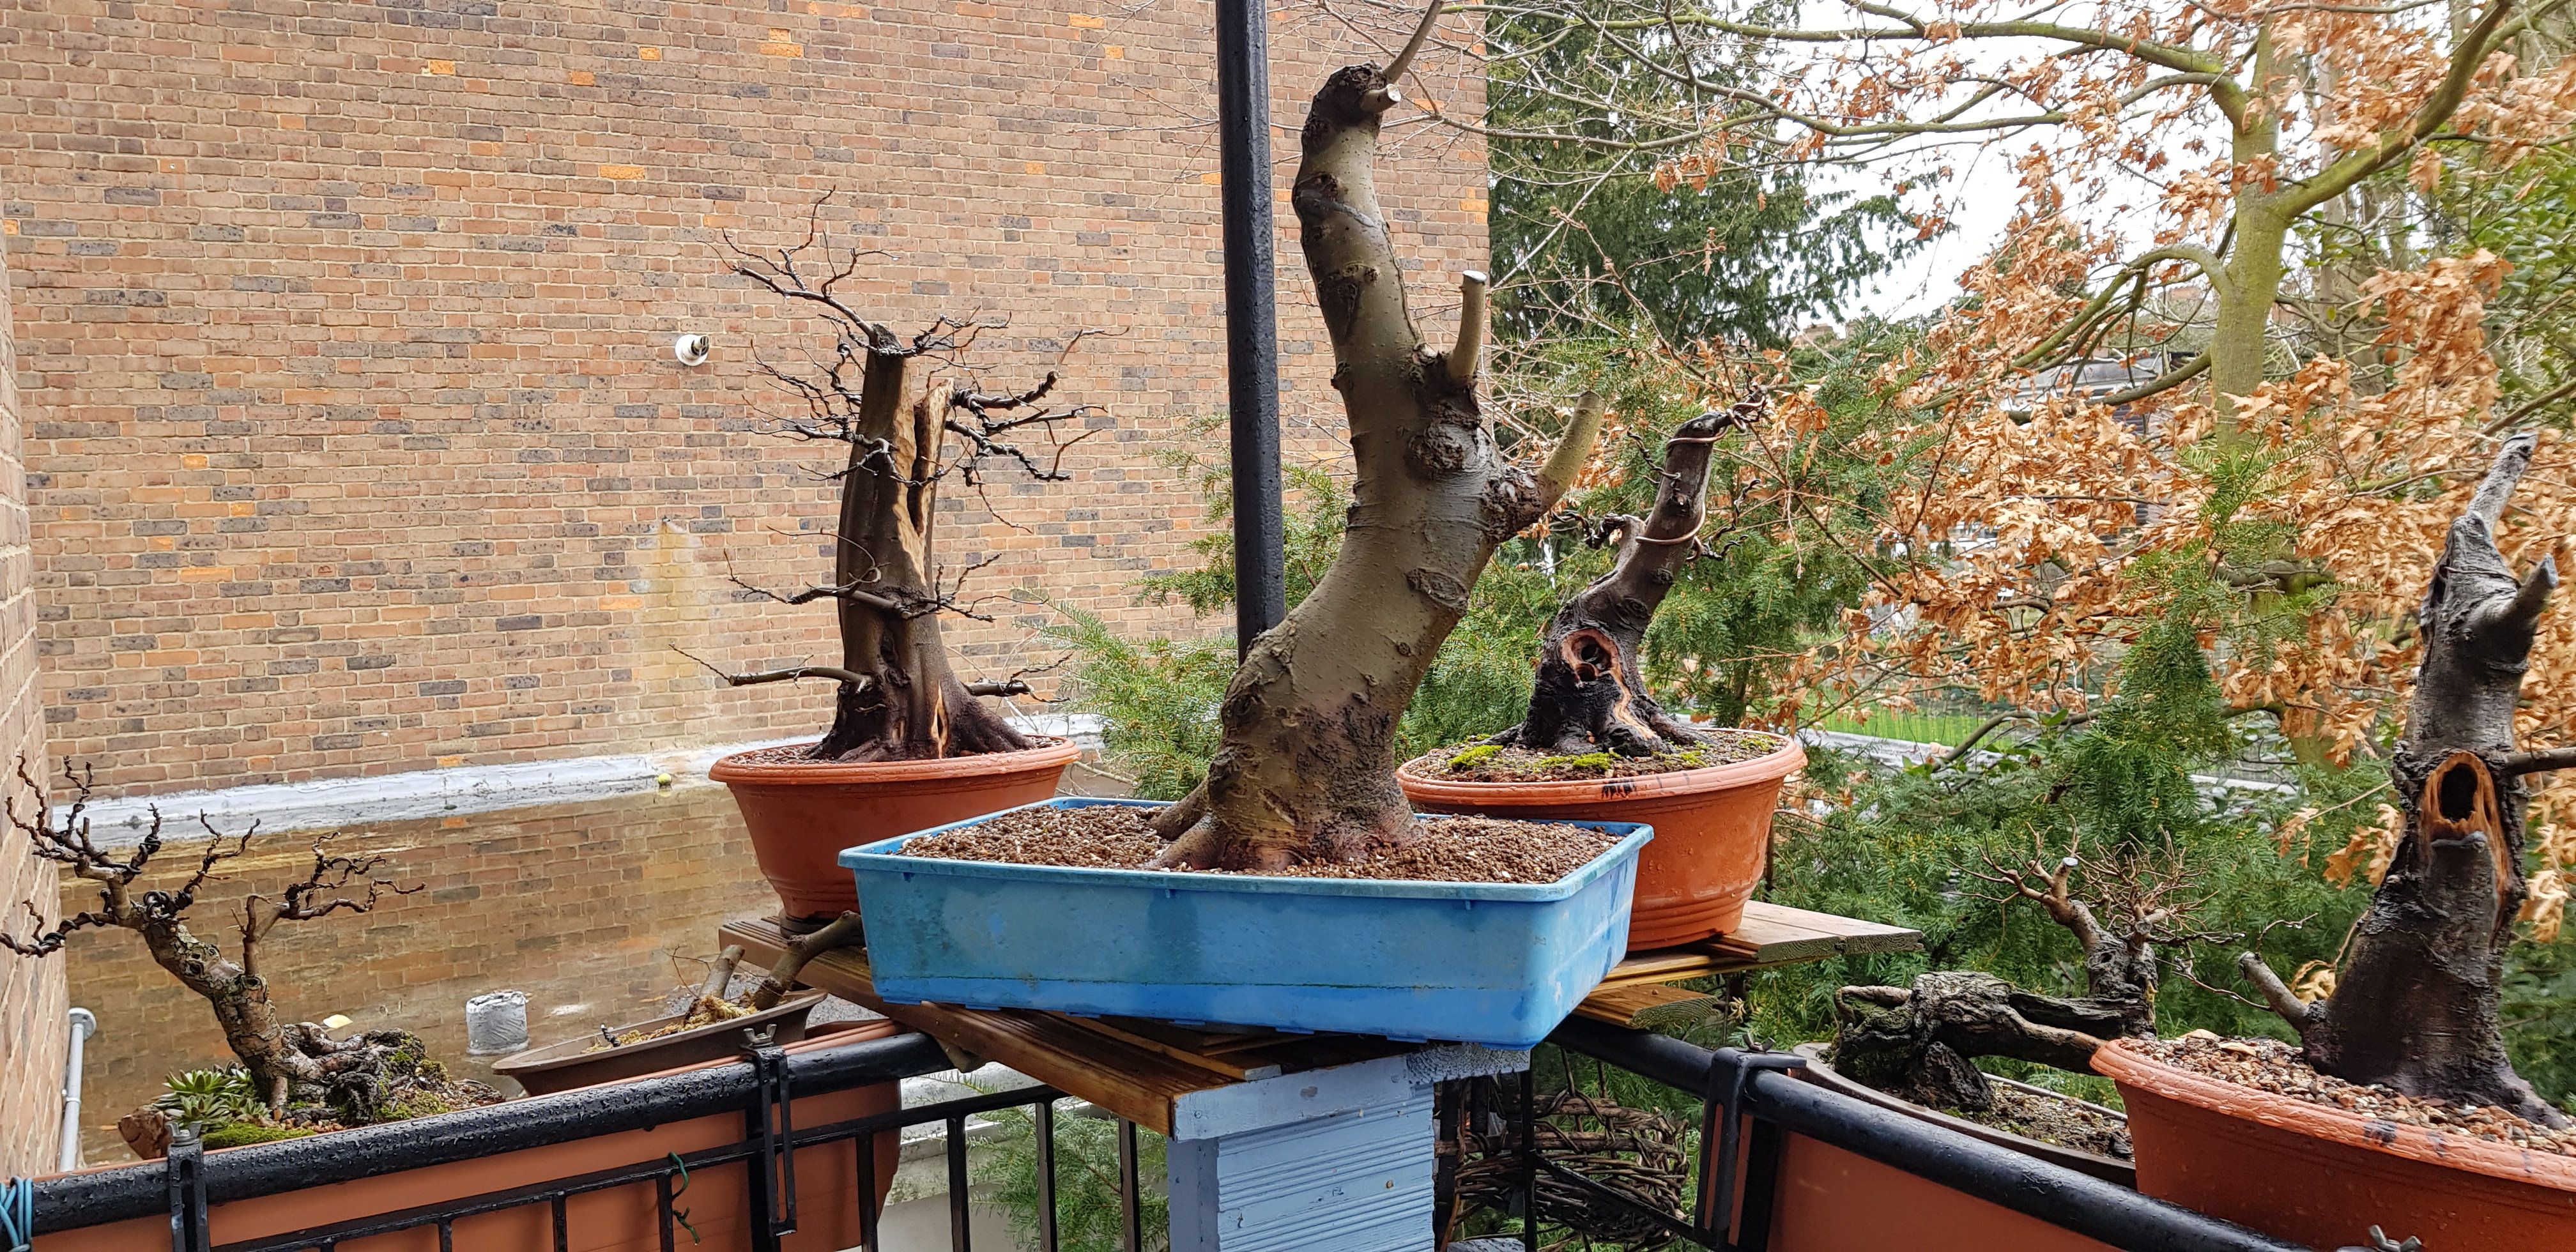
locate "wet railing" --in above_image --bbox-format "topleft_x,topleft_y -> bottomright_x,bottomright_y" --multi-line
29,1030 -> 1149,1252
1485,1018 -> 2318,1252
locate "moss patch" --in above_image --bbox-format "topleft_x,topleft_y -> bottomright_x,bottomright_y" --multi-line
201,1122 -> 320,1149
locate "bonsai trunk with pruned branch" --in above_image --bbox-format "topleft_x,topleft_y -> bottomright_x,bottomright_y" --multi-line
1834,833 -> 2226,1111
703,215 -> 1100,762
0,764 -> 487,1125
1491,396 -> 1761,756
2241,433 -> 2570,1127
1147,11 -> 1603,870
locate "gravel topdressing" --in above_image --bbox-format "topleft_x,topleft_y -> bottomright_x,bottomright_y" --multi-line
2131,1034 -> 2576,1158
1407,729 -> 1787,783
898,803 -> 1619,884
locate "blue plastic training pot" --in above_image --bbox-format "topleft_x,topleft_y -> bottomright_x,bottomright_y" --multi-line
839,797 -> 1649,1048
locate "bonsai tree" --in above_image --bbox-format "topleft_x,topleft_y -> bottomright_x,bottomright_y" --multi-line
1834,834 -> 2223,1112
696,213 -> 1101,762
1483,395 -> 1762,756
0,763 -> 493,1138
1147,11 -> 1604,869
2240,433 -> 2570,1127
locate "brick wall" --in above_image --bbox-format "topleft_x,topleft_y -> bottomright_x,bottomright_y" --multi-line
0,0 -> 1489,797
0,159 -> 65,1174
58,786 -> 772,1160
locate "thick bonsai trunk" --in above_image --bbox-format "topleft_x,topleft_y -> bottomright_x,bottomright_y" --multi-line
1833,973 -> 2130,1111
1151,59 -> 1598,869
809,347 -> 1029,763
1495,408 -> 1747,755
145,919 -> 451,1118
2248,434 -> 2566,1126
1834,890 -> 2156,1108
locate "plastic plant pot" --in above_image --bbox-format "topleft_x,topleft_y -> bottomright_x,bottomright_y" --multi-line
840,797 -> 1648,1048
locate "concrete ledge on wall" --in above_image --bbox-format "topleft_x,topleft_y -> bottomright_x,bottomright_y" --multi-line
54,714 -> 1107,846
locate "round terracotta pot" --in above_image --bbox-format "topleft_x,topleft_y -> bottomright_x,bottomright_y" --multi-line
711,738 -> 1080,922
2094,1039 -> 2576,1250
1397,735 -> 1804,950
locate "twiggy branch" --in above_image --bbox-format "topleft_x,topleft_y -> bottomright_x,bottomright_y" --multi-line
673,646 -> 873,691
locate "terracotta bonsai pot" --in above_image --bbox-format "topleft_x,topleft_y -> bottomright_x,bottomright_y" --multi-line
1397,734 -> 1803,950
2094,1039 -> 2576,1249
1791,1043 -> 2134,1185
711,737 -> 1080,922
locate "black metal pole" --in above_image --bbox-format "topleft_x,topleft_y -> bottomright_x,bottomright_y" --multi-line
1216,0 -> 1285,657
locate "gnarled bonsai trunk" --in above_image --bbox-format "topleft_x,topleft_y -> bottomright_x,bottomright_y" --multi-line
809,347 -> 1029,763
1834,853 -> 2164,1110
1151,49 -> 1600,869
1834,972 -> 2133,1111
2244,433 -> 2568,1126
1494,402 -> 1753,755
4,782 -> 487,1125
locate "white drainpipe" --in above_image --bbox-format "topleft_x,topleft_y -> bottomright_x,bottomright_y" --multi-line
58,1009 -> 96,1173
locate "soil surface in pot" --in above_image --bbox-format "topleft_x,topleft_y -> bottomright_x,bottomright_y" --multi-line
2133,1033 -> 2576,1156
1953,1083 -> 2133,1159
901,804 -> 1615,883
1406,729 -> 1786,782
722,739 -> 1057,766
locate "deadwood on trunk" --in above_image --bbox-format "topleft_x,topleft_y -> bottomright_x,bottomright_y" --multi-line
2243,434 -> 2569,1126
1149,33 -> 1603,869
721,212 -> 1101,763
1493,396 -> 1761,755
0,762 -> 479,1120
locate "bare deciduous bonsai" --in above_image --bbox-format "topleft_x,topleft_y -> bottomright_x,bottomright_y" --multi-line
1147,13 -> 1604,869
2240,433 -> 2571,1127
0,764 -> 493,1142
1487,395 -> 1762,756
694,211 -> 1101,763
1833,834 -> 2223,1112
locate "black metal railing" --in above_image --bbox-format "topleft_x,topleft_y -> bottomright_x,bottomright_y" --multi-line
1486,1018 -> 2320,1252
31,1028 -> 1152,1252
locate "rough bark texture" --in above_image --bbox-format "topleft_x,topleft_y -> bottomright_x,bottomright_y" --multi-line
808,347 -> 1029,763
1,778 -> 486,1122
1834,844 -> 2172,1106
1494,401 -> 1754,754
1151,60 -> 1597,869
1832,973 -> 2130,1111
2251,434 -> 2567,1126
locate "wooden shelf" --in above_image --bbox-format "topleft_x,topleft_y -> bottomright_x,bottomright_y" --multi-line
722,917 -> 1409,1133
724,899 -> 1919,1124
1577,901 -> 1920,1027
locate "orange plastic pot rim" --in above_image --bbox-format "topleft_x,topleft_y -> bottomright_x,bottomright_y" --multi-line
2093,1038 -> 2576,1192
1397,735 -> 1805,806
709,737 -> 1080,786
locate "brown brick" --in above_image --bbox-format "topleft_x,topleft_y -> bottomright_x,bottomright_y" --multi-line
0,156 -> 63,1173
1,0 -> 1489,802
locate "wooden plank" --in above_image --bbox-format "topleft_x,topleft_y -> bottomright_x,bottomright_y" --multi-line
722,919 -> 1229,1134
1096,1016 -> 1278,1054
1596,901 -> 1924,988
1576,982 -> 1731,1029
1052,1014 -> 1285,1081
1740,900 -> 1921,952
1710,910 -> 1848,965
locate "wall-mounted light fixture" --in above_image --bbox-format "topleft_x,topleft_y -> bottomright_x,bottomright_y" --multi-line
673,333 -> 712,367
